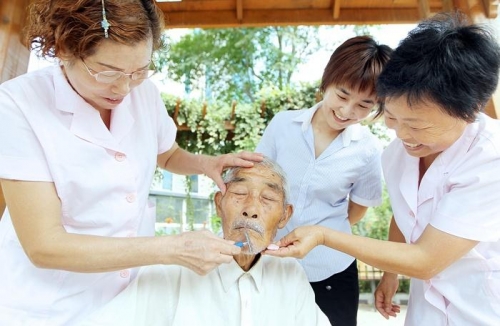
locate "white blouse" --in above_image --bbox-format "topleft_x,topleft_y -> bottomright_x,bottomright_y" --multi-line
0,65 -> 176,325
382,113 -> 500,325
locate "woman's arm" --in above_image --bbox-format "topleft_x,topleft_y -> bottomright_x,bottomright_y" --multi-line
2,179 -> 240,275
347,200 -> 368,225
157,143 -> 263,193
266,222 -> 477,279
374,217 -> 404,319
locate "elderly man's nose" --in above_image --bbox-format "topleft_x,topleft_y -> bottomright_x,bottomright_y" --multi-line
242,211 -> 258,219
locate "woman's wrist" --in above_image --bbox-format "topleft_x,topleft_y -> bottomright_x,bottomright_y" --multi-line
317,225 -> 328,246
381,271 -> 399,280
155,234 -> 179,265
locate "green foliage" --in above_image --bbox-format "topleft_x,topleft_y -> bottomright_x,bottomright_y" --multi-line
352,185 -> 393,240
162,82 -> 319,155
158,26 -> 322,104
232,103 -> 266,152
185,176 -> 195,231
353,186 -> 411,293
210,214 -> 222,235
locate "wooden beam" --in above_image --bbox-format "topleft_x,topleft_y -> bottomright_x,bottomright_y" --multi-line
163,8 -> 422,28
236,0 -> 243,21
460,0 -> 500,118
418,0 -> 431,18
332,0 -> 340,19
0,0 -> 31,83
481,0 -> 499,17
442,0 -> 454,11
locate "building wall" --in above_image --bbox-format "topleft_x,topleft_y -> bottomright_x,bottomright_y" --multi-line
150,170 -> 217,235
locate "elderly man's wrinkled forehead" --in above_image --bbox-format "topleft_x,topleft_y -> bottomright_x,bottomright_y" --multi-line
226,166 -> 284,197
222,158 -> 289,202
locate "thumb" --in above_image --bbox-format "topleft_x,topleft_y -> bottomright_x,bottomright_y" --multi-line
275,233 -> 295,247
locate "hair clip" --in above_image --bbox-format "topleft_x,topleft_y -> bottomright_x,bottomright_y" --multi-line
101,0 -> 110,38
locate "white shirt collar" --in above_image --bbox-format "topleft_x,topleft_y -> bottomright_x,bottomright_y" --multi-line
218,255 -> 264,293
292,100 -> 366,146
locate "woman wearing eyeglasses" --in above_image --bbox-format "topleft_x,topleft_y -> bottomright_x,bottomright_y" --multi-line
0,1 -> 262,324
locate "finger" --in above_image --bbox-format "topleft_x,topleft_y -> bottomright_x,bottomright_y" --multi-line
375,306 -> 389,320
215,253 -> 235,264
375,296 -> 389,319
232,158 -> 256,168
386,307 -> 398,317
217,241 -> 242,256
262,246 -> 297,258
212,175 -> 227,195
274,235 -> 294,247
262,248 -> 290,257
237,151 -> 264,162
384,298 -> 394,313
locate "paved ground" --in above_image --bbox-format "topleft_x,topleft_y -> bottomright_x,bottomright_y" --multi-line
357,303 -> 407,326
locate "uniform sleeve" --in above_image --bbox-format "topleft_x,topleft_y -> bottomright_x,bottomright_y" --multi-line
350,138 -> 383,207
0,88 -> 52,181
152,87 -> 177,154
431,141 -> 500,242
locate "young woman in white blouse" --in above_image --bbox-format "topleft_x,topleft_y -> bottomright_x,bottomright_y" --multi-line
256,36 -> 392,325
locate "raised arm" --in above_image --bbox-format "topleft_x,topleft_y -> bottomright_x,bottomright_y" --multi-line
157,142 -> 263,193
347,200 -> 368,225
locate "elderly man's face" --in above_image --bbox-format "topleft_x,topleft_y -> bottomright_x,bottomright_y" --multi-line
214,165 -> 293,254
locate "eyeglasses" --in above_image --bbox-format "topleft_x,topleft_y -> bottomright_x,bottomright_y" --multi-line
81,59 -> 156,83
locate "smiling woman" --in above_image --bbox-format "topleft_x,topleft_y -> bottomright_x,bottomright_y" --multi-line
256,35 -> 393,326
264,12 -> 500,326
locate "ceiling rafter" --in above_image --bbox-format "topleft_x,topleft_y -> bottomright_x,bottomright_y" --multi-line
419,0 -> 431,18
157,0 -> 498,28
332,0 -> 341,19
236,0 -> 243,21
482,0 -> 499,17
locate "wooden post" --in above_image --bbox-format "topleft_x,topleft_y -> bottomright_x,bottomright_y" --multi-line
0,184 -> 5,220
0,0 -> 31,83
454,0 -> 500,118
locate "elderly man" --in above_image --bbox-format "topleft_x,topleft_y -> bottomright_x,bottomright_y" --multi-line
83,157 -> 330,326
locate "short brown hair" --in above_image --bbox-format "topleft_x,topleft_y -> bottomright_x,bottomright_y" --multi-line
26,0 -> 165,60
320,36 -> 392,96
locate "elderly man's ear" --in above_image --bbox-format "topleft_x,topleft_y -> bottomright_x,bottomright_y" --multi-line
277,204 -> 293,229
214,191 -> 223,217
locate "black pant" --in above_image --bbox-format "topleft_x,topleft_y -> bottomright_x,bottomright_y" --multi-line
310,260 -> 359,326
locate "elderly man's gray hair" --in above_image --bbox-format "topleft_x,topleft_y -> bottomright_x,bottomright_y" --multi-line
222,156 -> 290,205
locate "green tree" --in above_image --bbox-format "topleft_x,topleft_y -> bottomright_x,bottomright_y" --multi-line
158,26 -> 322,104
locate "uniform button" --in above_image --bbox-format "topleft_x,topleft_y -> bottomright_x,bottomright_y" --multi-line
126,193 -> 136,203
115,152 -> 126,162
325,285 -> 332,291
119,270 -> 130,278
409,211 -> 415,217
